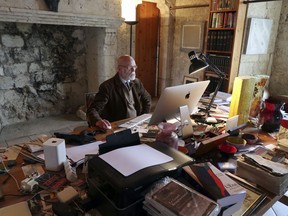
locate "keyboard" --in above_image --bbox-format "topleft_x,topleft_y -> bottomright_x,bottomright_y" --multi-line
118,114 -> 152,128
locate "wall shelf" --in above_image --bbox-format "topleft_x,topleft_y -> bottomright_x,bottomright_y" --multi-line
204,0 -> 247,93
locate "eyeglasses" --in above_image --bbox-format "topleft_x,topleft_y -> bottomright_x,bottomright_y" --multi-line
119,65 -> 137,71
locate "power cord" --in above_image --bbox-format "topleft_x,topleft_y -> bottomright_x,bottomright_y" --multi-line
1,160 -> 20,190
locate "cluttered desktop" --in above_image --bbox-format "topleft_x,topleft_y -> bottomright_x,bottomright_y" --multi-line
1,81 -> 287,216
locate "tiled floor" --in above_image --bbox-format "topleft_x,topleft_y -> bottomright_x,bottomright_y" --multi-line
1,114 -> 288,215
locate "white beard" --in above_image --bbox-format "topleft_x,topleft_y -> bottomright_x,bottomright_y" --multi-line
129,72 -> 136,80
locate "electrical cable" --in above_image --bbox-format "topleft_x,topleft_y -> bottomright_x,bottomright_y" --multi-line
1,160 -> 20,190
73,200 -> 85,214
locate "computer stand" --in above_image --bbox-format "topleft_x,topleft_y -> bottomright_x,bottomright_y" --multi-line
179,105 -> 194,139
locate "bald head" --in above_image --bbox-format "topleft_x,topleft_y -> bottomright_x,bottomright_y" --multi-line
117,55 -> 137,81
117,55 -> 135,67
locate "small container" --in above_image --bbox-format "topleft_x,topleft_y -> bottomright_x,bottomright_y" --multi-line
156,122 -> 178,149
218,143 -> 237,156
226,136 -> 247,150
241,133 -> 258,145
259,97 -> 284,133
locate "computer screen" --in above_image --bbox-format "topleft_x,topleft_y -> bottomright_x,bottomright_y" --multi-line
148,80 -> 210,126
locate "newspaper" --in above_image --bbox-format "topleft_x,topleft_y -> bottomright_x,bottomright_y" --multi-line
243,153 -> 288,176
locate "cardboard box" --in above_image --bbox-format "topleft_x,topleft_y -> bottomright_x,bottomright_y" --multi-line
236,159 -> 288,195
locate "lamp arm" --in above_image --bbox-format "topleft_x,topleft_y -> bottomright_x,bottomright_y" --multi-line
198,53 -> 226,116
198,53 -> 226,79
205,75 -> 224,116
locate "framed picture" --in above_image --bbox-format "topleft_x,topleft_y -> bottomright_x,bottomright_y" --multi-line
225,172 -> 267,216
181,21 -> 205,52
183,76 -> 198,84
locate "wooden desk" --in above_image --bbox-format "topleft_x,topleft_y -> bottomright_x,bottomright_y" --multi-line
0,153 -> 34,208
0,122 -> 286,215
0,122 -> 123,209
72,121 -> 121,141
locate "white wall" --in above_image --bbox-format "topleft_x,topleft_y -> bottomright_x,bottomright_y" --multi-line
269,0 -> 288,97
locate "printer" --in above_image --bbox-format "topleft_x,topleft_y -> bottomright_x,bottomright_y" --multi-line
87,129 -> 193,216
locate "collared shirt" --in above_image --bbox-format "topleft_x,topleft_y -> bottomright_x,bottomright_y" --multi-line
119,77 -> 130,85
122,80 -> 136,118
120,77 -> 131,91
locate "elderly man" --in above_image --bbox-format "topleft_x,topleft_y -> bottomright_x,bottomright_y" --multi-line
86,55 -> 151,129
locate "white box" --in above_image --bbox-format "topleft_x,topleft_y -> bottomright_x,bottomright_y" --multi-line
43,138 -> 66,171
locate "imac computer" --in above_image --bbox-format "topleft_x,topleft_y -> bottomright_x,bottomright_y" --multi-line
148,80 -> 210,137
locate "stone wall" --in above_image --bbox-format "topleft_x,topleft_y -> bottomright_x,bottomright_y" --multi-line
238,2 -> 282,88
0,0 -> 123,129
0,0 -> 287,129
0,22 -> 88,127
269,0 -> 288,97
0,0 -> 120,16
170,0 -> 210,87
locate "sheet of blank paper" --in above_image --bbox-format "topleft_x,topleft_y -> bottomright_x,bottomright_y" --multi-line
99,144 -> 173,176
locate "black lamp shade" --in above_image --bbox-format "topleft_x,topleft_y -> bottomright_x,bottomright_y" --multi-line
188,51 -> 208,74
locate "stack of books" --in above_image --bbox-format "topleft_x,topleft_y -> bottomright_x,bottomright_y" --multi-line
237,152 -> 288,195
183,162 -> 247,216
144,177 -> 220,216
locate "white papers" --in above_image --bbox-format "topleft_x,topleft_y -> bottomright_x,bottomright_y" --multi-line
66,141 -> 103,161
99,144 -> 173,176
36,141 -> 104,162
225,115 -> 239,132
210,91 -> 232,102
0,201 -> 32,216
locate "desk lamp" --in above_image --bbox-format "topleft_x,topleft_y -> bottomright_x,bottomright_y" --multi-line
188,50 -> 227,120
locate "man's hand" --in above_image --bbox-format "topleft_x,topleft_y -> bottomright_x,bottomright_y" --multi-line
95,119 -> 112,130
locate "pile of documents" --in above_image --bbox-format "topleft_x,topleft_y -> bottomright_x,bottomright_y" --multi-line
144,177 -> 220,216
237,151 -> 288,195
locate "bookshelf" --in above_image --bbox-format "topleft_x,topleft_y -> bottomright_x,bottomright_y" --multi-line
205,0 -> 247,93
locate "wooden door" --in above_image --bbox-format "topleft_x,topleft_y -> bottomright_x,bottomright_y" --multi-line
135,2 -> 160,97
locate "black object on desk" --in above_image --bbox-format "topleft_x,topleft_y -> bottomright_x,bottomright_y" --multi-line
54,129 -> 103,145
98,129 -> 140,154
88,139 -> 194,216
52,202 -> 77,216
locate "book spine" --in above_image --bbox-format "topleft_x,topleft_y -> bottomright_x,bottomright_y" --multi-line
209,164 -> 245,194
229,76 -> 256,124
207,31 -> 211,50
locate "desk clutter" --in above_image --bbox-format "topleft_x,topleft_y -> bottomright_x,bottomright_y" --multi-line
144,177 -> 221,216
1,112 -> 288,215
